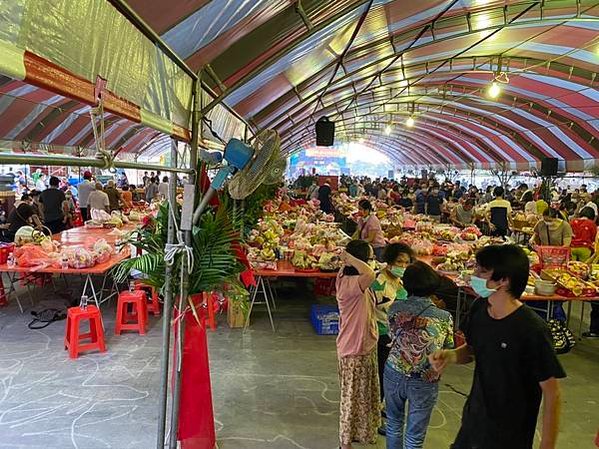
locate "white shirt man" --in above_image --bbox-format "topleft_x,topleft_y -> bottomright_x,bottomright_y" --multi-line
158,177 -> 169,198
87,183 -> 110,213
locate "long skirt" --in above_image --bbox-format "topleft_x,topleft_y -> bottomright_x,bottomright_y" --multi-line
338,350 -> 381,445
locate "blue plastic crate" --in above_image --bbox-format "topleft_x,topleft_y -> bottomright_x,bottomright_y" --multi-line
310,304 -> 339,335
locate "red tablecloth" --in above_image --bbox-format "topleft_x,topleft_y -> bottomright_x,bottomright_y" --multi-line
0,250 -> 130,275
254,260 -> 338,279
0,224 -> 135,275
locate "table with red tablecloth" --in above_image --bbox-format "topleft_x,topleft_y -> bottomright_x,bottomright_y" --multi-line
0,224 -> 136,312
454,283 -> 598,337
248,260 -> 338,331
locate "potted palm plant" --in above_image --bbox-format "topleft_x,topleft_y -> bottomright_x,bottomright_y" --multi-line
113,201 -> 248,325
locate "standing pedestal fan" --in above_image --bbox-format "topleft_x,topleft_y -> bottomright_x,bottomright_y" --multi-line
193,130 -> 283,222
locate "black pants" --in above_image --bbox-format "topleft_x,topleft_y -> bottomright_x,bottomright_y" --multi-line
590,301 -> 599,333
377,334 -> 392,400
80,207 -> 88,222
45,219 -> 64,235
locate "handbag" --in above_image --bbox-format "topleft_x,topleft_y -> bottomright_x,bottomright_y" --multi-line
547,318 -> 576,354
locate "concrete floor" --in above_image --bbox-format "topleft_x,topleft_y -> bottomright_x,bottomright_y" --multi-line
0,277 -> 597,449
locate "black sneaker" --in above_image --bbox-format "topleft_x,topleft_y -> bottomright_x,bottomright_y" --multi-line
582,331 -> 599,338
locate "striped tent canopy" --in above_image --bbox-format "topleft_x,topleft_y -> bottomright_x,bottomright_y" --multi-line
128,0 -> 599,169
0,0 -> 597,168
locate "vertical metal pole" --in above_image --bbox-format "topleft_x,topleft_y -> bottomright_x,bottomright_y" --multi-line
156,139 -> 179,449
169,71 -> 201,449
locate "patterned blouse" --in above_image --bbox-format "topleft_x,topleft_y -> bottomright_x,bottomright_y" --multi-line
386,296 -> 454,383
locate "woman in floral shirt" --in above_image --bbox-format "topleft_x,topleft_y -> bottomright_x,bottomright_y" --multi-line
384,261 -> 454,449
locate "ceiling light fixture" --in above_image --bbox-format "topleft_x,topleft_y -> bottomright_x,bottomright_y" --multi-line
488,81 -> 501,99
406,116 -> 415,128
384,124 -> 392,136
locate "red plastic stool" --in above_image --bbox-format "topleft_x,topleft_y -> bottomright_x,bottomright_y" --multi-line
0,277 -> 7,307
64,305 -> 106,359
73,210 -> 84,227
206,292 -> 217,331
134,281 -> 161,316
115,290 -> 148,335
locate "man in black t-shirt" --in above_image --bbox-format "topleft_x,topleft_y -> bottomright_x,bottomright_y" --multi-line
425,185 -> 445,221
430,245 -> 565,449
39,176 -> 66,234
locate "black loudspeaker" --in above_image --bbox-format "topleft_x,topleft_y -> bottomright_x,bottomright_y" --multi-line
540,157 -> 558,176
316,116 -> 335,146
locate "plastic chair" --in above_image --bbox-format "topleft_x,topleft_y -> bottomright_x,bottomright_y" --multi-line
134,281 -> 161,316
64,305 -> 106,359
115,290 -> 148,335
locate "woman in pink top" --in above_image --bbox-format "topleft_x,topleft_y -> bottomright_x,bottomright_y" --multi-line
356,199 -> 386,261
336,240 -> 380,449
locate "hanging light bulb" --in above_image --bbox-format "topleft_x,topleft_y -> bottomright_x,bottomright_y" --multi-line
488,81 -> 501,98
384,124 -> 392,136
406,116 -> 415,128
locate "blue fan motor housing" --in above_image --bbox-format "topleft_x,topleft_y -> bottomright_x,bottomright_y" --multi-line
224,138 -> 254,170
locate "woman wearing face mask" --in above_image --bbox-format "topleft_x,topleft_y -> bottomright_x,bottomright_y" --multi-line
384,261 -> 454,449
371,244 -> 415,423
336,240 -> 380,449
355,199 -> 386,261
531,208 -> 573,247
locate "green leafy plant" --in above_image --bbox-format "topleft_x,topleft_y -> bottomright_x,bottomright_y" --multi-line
113,201 -> 245,301
240,183 -> 278,236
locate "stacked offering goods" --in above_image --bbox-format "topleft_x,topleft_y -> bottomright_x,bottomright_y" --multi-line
247,197 -> 348,271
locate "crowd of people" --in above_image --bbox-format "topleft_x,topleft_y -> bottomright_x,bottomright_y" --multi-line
336,241 -> 565,449
334,175 -> 599,231
2,168 -> 172,242
289,175 -> 599,448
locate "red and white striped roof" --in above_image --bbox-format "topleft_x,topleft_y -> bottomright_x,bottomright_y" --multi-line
0,0 -> 596,167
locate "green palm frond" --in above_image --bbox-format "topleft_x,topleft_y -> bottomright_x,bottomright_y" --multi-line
112,252 -> 165,284
114,199 -> 246,298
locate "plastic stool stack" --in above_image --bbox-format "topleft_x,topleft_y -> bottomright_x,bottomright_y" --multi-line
115,290 -> 148,335
64,305 -> 106,359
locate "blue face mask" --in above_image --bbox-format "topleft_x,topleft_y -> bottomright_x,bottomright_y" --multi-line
470,276 -> 497,298
390,267 -> 405,278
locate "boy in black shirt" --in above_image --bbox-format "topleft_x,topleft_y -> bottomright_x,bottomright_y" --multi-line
429,245 -> 565,449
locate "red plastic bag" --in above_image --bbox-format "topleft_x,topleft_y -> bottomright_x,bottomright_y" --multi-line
15,244 -> 54,267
